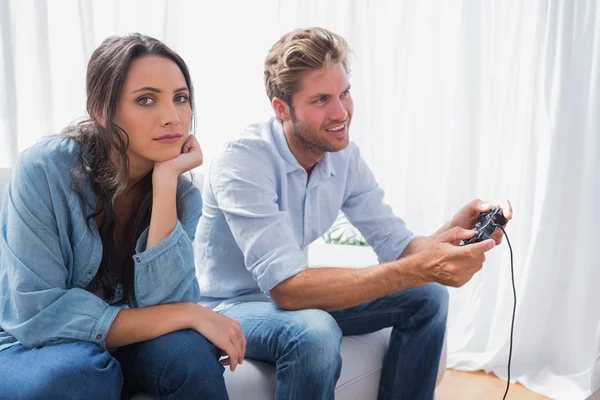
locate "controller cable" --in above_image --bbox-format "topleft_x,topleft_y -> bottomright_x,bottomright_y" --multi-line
497,225 -> 515,400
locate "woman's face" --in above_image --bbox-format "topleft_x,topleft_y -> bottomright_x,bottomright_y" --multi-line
113,55 -> 192,177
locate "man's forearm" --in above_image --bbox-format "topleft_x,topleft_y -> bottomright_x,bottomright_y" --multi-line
270,254 -> 429,312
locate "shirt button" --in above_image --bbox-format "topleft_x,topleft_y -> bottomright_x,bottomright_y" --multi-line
135,257 -> 141,262
96,334 -> 102,340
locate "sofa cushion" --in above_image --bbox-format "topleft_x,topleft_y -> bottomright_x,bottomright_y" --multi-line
223,328 -> 392,400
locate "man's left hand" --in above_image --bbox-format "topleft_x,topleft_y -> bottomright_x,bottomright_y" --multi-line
448,199 -> 513,245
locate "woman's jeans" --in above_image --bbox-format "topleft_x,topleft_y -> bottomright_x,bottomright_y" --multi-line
0,329 -> 228,399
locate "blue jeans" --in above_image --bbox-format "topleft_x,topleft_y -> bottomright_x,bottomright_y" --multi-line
0,329 -> 228,400
221,283 -> 448,400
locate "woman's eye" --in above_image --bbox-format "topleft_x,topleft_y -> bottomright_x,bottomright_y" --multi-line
175,94 -> 189,103
137,97 -> 155,106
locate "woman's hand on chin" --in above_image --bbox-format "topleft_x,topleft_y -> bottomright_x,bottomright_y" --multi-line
153,135 -> 203,181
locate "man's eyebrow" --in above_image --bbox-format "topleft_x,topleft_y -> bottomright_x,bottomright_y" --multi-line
310,85 -> 351,100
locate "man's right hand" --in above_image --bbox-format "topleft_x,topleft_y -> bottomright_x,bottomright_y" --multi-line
416,226 -> 496,287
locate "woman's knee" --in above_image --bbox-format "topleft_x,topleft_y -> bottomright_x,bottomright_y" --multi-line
149,329 -> 227,397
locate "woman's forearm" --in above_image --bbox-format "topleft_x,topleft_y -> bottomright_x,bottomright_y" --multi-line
105,302 -> 195,348
147,171 -> 178,249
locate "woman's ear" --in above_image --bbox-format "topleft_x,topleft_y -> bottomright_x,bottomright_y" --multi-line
95,113 -> 107,128
271,97 -> 291,122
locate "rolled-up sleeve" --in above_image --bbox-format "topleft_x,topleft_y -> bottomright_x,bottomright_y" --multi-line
0,158 -> 121,350
341,145 -> 414,262
132,179 -> 202,307
209,141 -> 308,293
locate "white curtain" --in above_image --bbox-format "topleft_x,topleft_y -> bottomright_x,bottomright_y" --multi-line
1,1 -> 598,398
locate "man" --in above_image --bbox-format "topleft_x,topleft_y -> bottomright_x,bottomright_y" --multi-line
196,27 -> 512,399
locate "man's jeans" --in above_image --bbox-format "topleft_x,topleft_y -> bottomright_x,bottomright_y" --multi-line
0,329 -> 228,400
222,283 -> 448,400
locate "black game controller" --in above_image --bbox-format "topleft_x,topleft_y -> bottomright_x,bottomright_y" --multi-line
461,206 -> 508,246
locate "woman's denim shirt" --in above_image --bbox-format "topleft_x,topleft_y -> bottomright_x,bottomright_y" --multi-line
0,137 -> 202,351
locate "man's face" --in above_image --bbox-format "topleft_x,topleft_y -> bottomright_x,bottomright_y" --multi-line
286,62 -> 353,155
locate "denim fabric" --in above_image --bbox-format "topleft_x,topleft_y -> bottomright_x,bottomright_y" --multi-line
0,330 -> 227,400
221,283 -> 448,400
0,137 -> 202,351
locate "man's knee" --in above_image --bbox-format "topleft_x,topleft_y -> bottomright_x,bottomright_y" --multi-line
416,283 -> 449,322
285,309 -> 343,371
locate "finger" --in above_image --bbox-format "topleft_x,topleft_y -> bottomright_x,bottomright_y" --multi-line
462,238 -> 496,255
186,135 -> 201,151
455,255 -> 487,285
238,332 -> 247,365
485,199 -> 512,220
459,264 -> 484,286
501,199 -> 513,219
490,229 -> 503,245
442,226 -> 476,243
181,135 -> 193,153
239,334 -> 246,365
225,343 -> 239,372
477,200 -> 492,212
461,199 -> 484,219
231,333 -> 244,367
186,136 -> 203,164
220,357 -> 231,366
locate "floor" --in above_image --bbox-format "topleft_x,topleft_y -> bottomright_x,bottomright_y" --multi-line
435,370 -> 550,400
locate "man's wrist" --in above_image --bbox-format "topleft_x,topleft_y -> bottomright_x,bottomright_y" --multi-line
392,253 -> 430,288
400,236 -> 432,257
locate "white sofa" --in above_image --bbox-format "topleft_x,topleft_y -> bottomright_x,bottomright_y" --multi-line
0,167 -> 447,399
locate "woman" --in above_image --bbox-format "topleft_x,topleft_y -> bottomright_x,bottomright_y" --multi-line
0,33 -> 244,399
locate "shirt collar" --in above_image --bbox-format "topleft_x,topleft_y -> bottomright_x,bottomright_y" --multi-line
269,117 -> 336,178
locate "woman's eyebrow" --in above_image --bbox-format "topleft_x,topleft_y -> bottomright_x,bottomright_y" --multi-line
131,86 -> 189,94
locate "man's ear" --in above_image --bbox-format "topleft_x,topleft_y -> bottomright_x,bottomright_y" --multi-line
271,97 -> 291,122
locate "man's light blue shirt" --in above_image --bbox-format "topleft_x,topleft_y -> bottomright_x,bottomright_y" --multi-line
196,117 -> 414,311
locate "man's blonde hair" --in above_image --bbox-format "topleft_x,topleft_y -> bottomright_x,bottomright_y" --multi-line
264,27 -> 350,106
